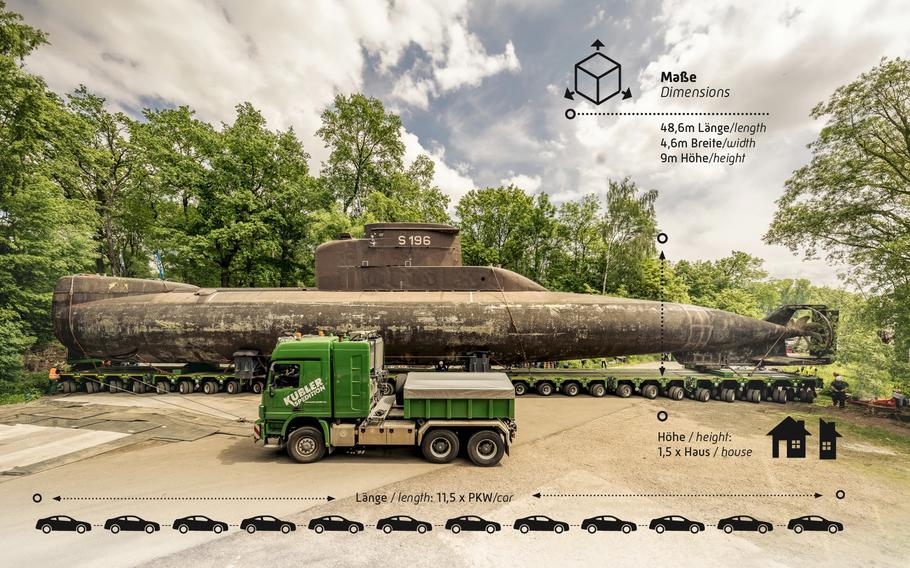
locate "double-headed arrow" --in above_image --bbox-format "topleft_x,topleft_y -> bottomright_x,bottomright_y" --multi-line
534,492 -> 822,499
53,495 -> 335,502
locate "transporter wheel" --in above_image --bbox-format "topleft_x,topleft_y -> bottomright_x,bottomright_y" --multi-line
752,389 -> 762,403
467,430 -> 505,467
696,388 -> 711,402
536,382 -> 554,396
132,380 -> 147,394
590,383 -> 606,397
616,384 -> 633,398
642,384 -> 659,399
723,389 -> 736,402
246,525 -> 256,534
421,429 -> 460,464
226,380 -> 240,395
805,388 -> 816,403
513,382 -> 528,396
668,386 -> 684,401
179,380 -> 193,394
84,381 -> 95,394
203,381 -> 218,395
155,380 -> 169,394
109,379 -> 122,393
563,382 -> 581,397
287,426 -> 327,464
252,381 -> 264,395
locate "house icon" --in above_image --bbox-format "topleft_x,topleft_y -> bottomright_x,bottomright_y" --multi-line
767,416 -> 811,458
819,419 -> 841,460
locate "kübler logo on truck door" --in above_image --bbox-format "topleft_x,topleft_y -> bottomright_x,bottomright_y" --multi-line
283,378 -> 326,407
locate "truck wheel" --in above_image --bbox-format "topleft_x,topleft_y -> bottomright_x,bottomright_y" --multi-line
422,429 -> 460,464
589,383 -> 606,397
467,430 -> 505,467
723,389 -> 736,402
616,383 -> 632,398
252,381 -> 264,395
696,388 -> 710,402
513,382 -> 528,396
750,389 -> 762,403
668,386 -> 684,400
378,381 -> 395,396
642,384 -> 658,399
179,380 -> 193,394
225,380 -> 239,395
287,426 -> 326,463
536,382 -> 554,396
203,381 -> 218,395
563,382 -> 580,397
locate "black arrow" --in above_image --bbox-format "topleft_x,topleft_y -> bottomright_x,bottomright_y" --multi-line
622,87 -> 632,100
534,492 -> 822,499
53,495 -> 335,502
659,365 -> 666,376
591,39 -> 604,51
564,88 -> 575,101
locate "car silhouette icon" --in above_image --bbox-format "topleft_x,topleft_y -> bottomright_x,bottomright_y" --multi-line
241,515 -> 296,534
172,515 -> 228,534
513,515 -> 569,534
308,515 -> 364,534
581,515 -> 637,534
649,515 -> 705,534
376,515 -> 432,534
788,515 -> 844,534
104,515 -> 161,534
717,515 -> 773,534
445,515 -> 501,534
35,515 -> 92,534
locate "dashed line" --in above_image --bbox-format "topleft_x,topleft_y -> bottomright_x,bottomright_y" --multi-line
575,112 -> 770,116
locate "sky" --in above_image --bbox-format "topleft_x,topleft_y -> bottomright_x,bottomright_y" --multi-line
11,0 -> 910,286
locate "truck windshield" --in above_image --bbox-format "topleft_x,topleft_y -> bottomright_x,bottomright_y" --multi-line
272,363 -> 300,388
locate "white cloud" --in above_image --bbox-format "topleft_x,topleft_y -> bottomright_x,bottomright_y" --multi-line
433,28 -> 520,91
500,173 -> 542,192
401,130 -> 476,202
391,75 -> 437,110
549,0 -> 910,285
10,0 -> 484,172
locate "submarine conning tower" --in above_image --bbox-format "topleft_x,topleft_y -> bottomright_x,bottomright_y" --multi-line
315,222 -> 546,292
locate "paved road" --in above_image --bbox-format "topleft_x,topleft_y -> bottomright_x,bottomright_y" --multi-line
0,389 -> 907,568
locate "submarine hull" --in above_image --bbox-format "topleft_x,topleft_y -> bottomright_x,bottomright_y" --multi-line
54,276 -> 794,365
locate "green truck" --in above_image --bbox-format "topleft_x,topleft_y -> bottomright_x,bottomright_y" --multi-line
253,335 -> 516,467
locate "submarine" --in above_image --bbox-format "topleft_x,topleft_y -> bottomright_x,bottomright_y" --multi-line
53,223 -> 836,367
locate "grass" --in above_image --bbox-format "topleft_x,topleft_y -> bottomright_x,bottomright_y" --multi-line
0,372 -> 52,405
785,406 -> 910,454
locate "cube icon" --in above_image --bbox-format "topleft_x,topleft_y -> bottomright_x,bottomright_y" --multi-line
574,52 -> 621,104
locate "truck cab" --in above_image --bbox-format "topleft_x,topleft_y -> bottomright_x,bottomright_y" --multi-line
254,334 -> 516,466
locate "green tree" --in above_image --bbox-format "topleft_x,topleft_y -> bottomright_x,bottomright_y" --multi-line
675,251 -> 768,316
364,154 -> 450,224
0,2 -> 94,382
599,178 -> 659,294
456,185 -> 535,270
317,93 -> 405,214
765,57 -> 910,367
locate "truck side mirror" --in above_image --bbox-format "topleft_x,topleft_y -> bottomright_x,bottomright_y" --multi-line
268,383 -> 275,397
